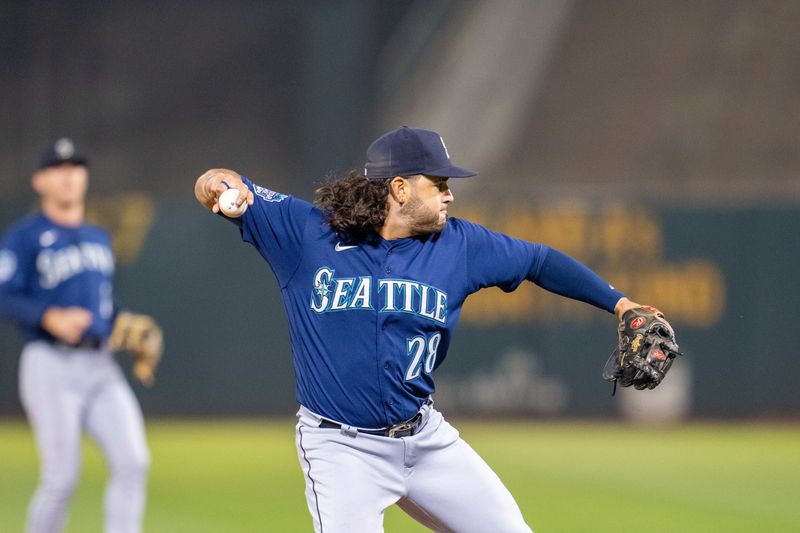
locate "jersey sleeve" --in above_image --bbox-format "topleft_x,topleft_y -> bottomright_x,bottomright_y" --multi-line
461,219 -> 548,294
533,247 -> 624,313
461,219 -> 623,313
0,227 -> 49,327
230,177 -> 314,287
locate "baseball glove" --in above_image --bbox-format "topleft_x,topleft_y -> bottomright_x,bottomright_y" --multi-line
110,312 -> 164,387
603,306 -> 681,393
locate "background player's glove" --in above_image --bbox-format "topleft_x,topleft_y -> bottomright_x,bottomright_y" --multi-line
603,306 -> 681,393
110,312 -> 164,387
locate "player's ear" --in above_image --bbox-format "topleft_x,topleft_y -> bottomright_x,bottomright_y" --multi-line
388,176 -> 408,205
31,170 -> 44,195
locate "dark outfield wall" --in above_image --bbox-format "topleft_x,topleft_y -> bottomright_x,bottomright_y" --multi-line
1,198 -> 798,419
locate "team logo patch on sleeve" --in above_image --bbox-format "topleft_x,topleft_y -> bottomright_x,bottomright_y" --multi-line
0,250 -> 17,283
254,184 -> 288,203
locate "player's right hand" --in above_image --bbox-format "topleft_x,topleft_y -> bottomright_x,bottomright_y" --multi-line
41,306 -> 93,345
194,168 -> 254,213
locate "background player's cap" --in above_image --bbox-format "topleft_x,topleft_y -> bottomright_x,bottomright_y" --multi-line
364,126 -> 476,179
38,138 -> 89,170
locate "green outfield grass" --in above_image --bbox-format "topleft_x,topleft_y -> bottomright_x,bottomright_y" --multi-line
1,419 -> 798,532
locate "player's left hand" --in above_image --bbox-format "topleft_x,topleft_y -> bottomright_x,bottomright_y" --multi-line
602,305 -> 682,393
110,312 -> 164,387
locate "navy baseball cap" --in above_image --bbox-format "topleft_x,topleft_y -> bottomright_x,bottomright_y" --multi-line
38,138 -> 89,169
364,126 -> 476,179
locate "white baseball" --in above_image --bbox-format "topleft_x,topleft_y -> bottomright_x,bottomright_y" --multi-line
218,187 -> 248,217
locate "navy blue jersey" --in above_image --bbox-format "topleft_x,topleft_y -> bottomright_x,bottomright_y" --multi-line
232,179 -> 623,428
0,212 -> 116,344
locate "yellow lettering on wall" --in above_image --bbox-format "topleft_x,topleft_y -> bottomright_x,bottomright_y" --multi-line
454,202 -> 726,328
86,194 -> 157,265
462,261 -> 724,327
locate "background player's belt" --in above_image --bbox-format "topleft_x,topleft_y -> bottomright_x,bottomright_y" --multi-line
54,337 -> 105,350
319,410 -> 425,438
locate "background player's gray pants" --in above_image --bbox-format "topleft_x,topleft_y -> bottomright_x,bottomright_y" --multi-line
19,341 -> 150,533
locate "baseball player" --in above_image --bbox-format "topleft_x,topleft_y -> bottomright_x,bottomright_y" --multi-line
0,138 -> 163,533
194,126 -> 650,532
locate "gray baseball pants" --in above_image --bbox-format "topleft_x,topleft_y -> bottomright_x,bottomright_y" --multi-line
19,341 -> 149,533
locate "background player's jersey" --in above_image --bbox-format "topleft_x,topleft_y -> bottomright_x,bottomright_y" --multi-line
0,212 -> 116,344
232,178 -> 623,428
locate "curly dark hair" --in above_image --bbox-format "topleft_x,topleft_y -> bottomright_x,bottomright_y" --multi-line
314,170 -> 390,242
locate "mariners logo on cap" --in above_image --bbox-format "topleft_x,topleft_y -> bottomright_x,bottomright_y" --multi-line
54,138 -> 75,159
439,136 -> 450,159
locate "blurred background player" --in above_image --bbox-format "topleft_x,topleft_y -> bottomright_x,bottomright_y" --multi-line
0,138 -> 162,533
193,126 -> 660,532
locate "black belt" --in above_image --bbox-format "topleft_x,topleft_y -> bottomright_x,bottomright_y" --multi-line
54,338 -> 104,350
319,410 -> 426,438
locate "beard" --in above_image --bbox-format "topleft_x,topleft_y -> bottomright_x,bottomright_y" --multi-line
400,194 -> 446,235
